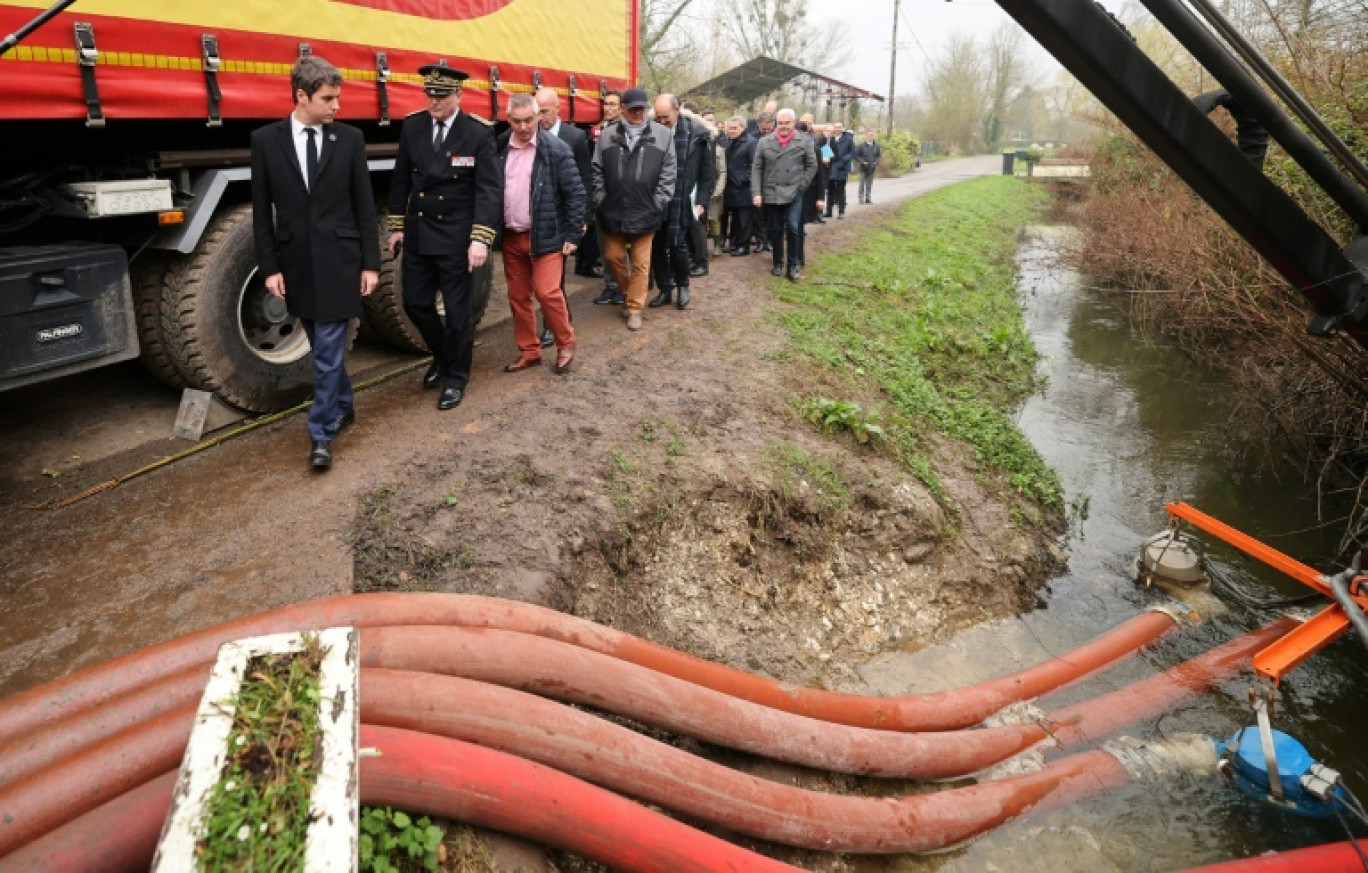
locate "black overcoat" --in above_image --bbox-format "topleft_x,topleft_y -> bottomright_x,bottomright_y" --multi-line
250,119 -> 380,321
723,133 -> 757,208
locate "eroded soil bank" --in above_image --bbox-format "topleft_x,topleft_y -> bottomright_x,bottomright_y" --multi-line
0,156 -> 1063,870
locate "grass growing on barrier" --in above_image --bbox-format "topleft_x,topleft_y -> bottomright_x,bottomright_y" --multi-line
775,176 -> 1061,510
196,637 -> 325,870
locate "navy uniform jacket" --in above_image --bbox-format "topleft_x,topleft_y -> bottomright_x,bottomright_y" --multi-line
387,109 -> 502,254
250,119 -> 379,322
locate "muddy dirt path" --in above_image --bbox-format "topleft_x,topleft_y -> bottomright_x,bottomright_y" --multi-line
0,156 -> 1034,714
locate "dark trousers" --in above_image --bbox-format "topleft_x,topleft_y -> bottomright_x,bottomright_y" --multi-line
826,177 -> 848,215
651,200 -> 693,291
686,207 -> 708,262
575,220 -> 600,275
764,199 -> 804,269
803,183 -> 823,223
402,249 -> 474,391
301,319 -> 352,442
723,205 -> 752,249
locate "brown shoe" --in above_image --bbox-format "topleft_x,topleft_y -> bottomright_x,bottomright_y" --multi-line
503,356 -> 542,373
554,348 -> 575,375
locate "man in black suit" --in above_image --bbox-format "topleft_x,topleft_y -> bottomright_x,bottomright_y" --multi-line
388,64 -> 502,411
250,56 -> 379,471
534,86 -> 591,347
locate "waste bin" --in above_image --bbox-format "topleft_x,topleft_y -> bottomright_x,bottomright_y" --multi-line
1001,150 -> 1015,175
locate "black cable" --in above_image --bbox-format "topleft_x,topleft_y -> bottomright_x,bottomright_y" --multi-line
1205,560 -> 1326,610
1328,795 -> 1368,870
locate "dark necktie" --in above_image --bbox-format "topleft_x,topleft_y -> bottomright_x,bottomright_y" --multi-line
433,120 -> 445,153
304,127 -> 319,190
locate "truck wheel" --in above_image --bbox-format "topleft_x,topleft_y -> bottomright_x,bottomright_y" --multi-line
471,257 -> 493,329
359,227 -> 494,352
161,203 -> 316,412
131,252 -> 185,389
360,217 -> 428,353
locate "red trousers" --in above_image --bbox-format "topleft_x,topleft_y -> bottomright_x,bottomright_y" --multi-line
501,231 -> 575,355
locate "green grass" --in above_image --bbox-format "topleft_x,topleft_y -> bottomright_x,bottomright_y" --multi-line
775,176 -> 1061,508
197,639 -> 325,871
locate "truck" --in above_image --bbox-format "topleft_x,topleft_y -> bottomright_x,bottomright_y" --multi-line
0,0 -> 636,411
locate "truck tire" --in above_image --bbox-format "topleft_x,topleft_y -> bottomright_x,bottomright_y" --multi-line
360,223 -> 494,353
360,221 -> 427,353
131,252 -> 185,389
160,203 -> 318,413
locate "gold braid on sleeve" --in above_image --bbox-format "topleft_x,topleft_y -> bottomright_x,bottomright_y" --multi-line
386,214 -> 405,233
470,224 -> 497,247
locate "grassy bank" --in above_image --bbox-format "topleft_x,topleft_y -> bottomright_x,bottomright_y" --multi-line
775,175 -> 1060,516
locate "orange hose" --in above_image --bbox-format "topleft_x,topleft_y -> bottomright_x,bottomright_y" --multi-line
0,595 -> 1178,741
358,626 -> 1048,778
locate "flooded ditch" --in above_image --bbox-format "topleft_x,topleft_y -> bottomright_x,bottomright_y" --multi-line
853,226 -> 1368,871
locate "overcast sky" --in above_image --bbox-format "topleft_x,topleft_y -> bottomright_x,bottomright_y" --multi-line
809,0 -> 1128,97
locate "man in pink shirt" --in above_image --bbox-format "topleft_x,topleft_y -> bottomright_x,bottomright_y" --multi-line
495,93 -> 586,373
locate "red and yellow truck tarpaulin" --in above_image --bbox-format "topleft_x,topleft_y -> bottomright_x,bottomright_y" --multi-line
0,0 -> 636,122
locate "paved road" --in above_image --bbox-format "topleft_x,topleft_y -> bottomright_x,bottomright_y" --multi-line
0,155 -> 1003,499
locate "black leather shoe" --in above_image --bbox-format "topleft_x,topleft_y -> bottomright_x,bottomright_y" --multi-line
729,245 -> 750,257
333,409 -> 355,433
593,287 -> 616,305
787,267 -> 803,282
309,440 -> 332,471
676,287 -> 690,309
689,262 -> 708,278
770,265 -> 783,277
437,387 -> 464,410
422,363 -> 441,389
539,327 -> 555,348
648,289 -> 672,308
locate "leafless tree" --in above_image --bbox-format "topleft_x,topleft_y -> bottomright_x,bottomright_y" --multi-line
721,0 -> 854,71
922,33 -> 987,153
980,24 -> 1030,149
640,0 -> 705,92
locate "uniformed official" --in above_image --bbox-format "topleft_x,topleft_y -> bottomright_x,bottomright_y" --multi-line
387,63 -> 502,410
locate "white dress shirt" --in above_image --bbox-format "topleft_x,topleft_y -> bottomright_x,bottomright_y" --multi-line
289,114 -> 323,189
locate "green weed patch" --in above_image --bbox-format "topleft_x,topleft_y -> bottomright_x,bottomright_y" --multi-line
776,176 -> 1061,508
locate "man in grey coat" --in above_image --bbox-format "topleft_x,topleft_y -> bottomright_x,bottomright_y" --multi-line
854,129 -> 882,204
751,108 -> 816,281
592,87 -> 676,331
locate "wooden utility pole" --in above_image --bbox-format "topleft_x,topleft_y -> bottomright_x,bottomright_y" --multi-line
887,0 -> 900,136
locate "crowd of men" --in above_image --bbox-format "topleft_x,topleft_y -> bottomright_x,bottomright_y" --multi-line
250,56 -> 884,470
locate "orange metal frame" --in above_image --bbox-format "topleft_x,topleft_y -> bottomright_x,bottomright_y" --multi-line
1166,502 -> 1368,684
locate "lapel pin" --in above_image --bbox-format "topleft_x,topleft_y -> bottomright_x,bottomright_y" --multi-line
328,133 -> 337,142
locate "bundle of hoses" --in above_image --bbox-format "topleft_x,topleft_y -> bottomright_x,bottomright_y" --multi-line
0,594 -> 1293,871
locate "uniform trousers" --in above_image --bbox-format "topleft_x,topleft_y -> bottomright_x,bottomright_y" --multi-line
502,231 -> 574,356
402,248 -> 475,391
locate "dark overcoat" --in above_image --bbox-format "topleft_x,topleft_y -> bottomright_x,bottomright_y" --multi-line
828,131 -> 856,181
723,133 -> 757,208
250,119 -> 380,321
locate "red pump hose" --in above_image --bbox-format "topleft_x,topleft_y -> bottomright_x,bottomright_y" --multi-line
0,595 -> 1178,741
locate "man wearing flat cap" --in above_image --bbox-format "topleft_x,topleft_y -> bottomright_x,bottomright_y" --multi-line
388,63 -> 502,411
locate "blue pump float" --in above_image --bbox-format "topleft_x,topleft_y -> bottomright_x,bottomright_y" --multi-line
1218,725 -> 1346,818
